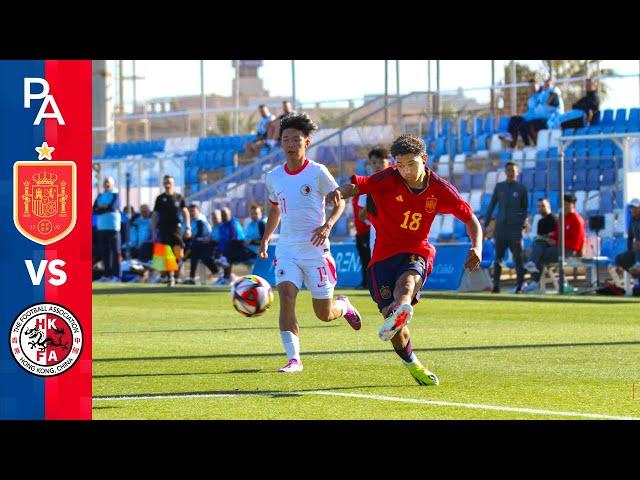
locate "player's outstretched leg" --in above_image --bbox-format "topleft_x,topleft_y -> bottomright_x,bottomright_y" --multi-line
378,269 -> 421,341
312,296 -> 362,330
390,325 -> 439,386
278,282 -> 303,373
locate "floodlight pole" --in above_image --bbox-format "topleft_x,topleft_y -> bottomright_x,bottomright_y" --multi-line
558,141 -> 567,294
200,60 -> 206,137
384,60 -> 389,125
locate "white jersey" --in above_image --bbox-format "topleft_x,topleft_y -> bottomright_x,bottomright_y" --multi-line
357,194 -> 376,256
266,158 -> 339,259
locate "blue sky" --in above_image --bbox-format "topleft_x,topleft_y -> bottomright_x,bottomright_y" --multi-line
113,60 -> 640,113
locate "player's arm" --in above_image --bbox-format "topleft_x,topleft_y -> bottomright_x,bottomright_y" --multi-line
358,206 -> 368,223
464,213 -> 483,271
328,183 -> 359,206
182,207 -> 192,239
311,196 -> 345,247
258,203 -> 281,259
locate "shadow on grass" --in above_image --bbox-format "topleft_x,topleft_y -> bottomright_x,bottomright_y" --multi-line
93,339 -> 640,364
95,325 -> 340,335
92,384 -> 403,401
93,286 -> 220,295
94,369 -> 263,379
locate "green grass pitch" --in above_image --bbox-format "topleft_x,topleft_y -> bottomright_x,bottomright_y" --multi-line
92,284 -> 640,420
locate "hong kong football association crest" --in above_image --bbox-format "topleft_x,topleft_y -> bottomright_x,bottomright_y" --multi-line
14,160 -> 76,245
10,303 -> 83,377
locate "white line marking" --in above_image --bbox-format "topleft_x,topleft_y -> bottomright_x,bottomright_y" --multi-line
93,390 -> 639,420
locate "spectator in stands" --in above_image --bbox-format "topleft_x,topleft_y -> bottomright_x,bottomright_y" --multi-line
244,104 -> 276,157
266,101 -> 296,148
355,146 -> 391,287
524,193 -> 585,293
500,79 -> 542,148
93,177 -> 121,282
245,204 -> 267,254
184,201 -> 219,285
614,198 -> 640,284
548,78 -> 600,130
130,204 -> 154,262
151,175 -> 191,287
484,162 -> 528,293
214,207 -> 255,285
120,205 -> 135,258
527,78 -> 564,144
523,197 -> 558,274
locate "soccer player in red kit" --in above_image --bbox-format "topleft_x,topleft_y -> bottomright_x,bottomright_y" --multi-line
329,135 -> 483,386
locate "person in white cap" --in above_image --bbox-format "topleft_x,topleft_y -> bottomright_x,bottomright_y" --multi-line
615,198 -> 640,287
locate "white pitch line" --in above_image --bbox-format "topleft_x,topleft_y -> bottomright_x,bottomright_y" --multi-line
93,390 -> 639,420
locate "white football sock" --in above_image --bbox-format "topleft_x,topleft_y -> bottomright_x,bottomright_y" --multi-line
280,331 -> 300,361
334,299 -> 348,317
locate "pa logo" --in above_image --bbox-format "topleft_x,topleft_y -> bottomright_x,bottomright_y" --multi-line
9,302 -> 83,377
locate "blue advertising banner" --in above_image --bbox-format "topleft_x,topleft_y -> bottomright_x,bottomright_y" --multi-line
252,241 -> 470,291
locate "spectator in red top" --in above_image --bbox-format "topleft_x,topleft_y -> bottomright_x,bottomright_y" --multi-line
524,193 -> 585,293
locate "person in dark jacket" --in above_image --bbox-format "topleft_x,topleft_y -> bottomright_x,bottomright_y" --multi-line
548,78 -> 600,130
615,198 -> 640,282
484,162 -> 529,293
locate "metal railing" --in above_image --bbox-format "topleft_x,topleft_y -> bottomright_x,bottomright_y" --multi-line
186,90 -> 430,205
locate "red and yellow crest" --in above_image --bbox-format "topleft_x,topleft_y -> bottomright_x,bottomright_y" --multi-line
425,195 -> 438,213
14,161 -> 76,245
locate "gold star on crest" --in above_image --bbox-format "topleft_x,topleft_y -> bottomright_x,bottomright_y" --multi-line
35,142 -> 55,160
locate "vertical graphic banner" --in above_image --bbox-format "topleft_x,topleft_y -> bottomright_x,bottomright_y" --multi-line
0,60 -> 91,420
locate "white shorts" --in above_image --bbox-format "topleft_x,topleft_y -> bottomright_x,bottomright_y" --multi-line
274,252 -> 338,299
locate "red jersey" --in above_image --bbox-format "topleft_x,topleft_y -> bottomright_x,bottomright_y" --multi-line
549,211 -> 585,253
351,195 -> 370,235
352,167 -> 473,267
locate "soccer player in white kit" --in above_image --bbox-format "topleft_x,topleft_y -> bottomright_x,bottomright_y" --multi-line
259,113 -> 363,373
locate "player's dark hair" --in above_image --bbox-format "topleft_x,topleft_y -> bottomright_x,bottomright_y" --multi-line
163,175 -> 174,182
368,146 -> 391,160
564,193 -> 577,204
258,104 -> 267,109
279,112 -> 318,139
505,161 -> 517,169
390,135 -> 426,157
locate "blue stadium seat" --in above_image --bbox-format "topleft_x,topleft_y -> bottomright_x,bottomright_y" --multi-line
428,120 -> 437,138
471,172 -> 484,190
481,193 -> 493,214
461,135 -> 474,154
474,117 -> 483,135
548,191 -> 559,211
536,150 -> 548,160
499,150 -> 512,167
522,169 -> 535,190
627,122 -> 640,133
614,122 -> 627,133
601,168 -> 615,186
590,110 -> 601,126
564,146 -> 576,159
459,173 -> 472,192
573,169 -> 587,190
628,108 -> 640,126
600,190 -> 613,213
614,108 -> 627,129
497,116 -> 509,133
563,128 -> 576,136
442,120 -> 452,136
586,169 -> 601,190
534,173 -> 547,191
483,117 -> 494,134
535,158 -> 548,170
601,109 -> 614,126
586,155 -> 600,170
599,157 -> 615,170
459,119 -> 468,136
613,237 -> 627,254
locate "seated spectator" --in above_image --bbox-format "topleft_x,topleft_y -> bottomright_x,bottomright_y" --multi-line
547,78 -> 600,130
524,197 -> 558,273
214,207 -> 256,285
500,79 -> 542,148
244,204 -> 267,254
525,78 -> 564,145
244,104 -> 276,158
614,198 -> 640,292
129,203 -> 154,262
523,193 -> 585,293
184,201 -> 220,285
266,101 -> 296,148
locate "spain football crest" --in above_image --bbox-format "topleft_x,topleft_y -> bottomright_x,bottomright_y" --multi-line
14,161 -> 76,245
425,195 -> 438,213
